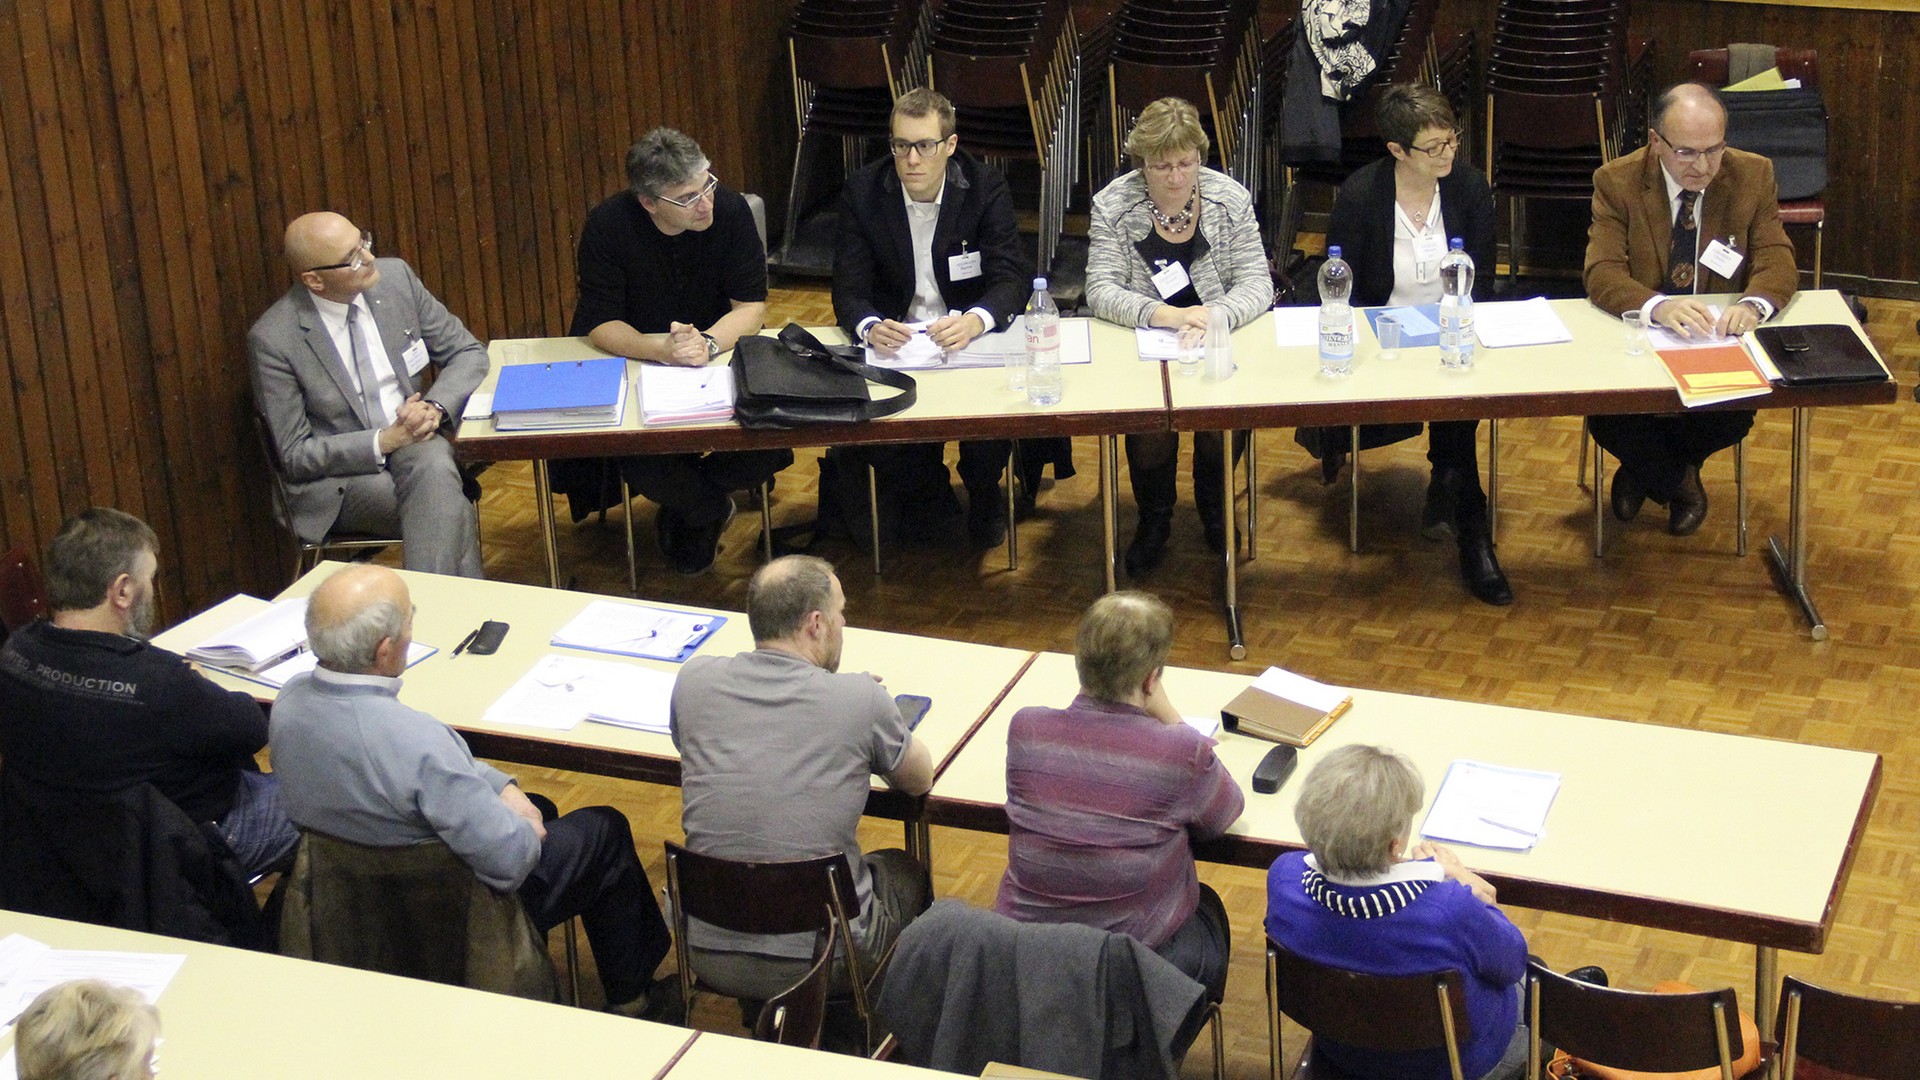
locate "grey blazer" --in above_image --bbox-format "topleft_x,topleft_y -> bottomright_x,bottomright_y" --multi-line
247,258 -> 488,541
1085,166 -> 1275,331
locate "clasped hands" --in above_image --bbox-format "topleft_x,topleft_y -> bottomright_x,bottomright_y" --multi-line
1653,296 -> 1761,340
1407,840 -> 1498,905
377,392 -> 445,455
866,312 -> 987,353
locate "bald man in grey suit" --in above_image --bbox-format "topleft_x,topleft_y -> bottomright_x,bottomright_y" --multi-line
248,212 -> 488,577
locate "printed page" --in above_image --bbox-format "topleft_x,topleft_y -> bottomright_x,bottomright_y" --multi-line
1420,759 -> 1562,851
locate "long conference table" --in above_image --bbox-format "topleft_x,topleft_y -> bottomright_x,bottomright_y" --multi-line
0,910 -> 956,1079
456,291 -> 1895,652
154,563 -> 1879,1029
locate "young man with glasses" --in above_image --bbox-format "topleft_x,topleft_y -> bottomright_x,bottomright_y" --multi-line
248,211 -> 488,577
566,126 -> 791,575
831,88 -> 1070,548
1585,82 -> 1797,537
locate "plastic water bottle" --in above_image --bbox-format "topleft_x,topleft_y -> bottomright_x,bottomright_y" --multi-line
1024,277 -> 1062,406
1438,237 -> 1476,371
1317,246 -> 1354,378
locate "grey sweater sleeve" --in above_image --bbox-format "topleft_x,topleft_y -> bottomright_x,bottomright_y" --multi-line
406,726 -> 542,891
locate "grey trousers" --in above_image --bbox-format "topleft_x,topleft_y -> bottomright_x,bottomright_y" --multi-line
331,435 -> 482,577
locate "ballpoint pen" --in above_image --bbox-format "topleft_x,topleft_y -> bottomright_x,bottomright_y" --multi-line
1477,815 -> 1538,839
451,628 -> 480,656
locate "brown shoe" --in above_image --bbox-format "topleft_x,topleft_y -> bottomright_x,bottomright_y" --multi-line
1669,466 -> 1709,536
1609,468 -> 1646,523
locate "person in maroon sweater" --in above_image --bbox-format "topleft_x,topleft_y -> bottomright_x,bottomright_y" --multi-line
996,591 -> 1244,1002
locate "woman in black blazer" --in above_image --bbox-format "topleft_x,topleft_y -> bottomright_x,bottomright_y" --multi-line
1323,83 -> 1509,606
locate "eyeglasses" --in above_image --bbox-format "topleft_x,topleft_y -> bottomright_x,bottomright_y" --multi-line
655,174 -> 720,209
307,231 -> 373,273
1409,133 -> 1461,158
889,138 -> 948,158
1145,157 -> 1200,176
1655,130 -> 1726,163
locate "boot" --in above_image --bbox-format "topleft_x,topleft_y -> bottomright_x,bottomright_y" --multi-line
1125,512 -> 1172,578
1457,520 -> 1513,606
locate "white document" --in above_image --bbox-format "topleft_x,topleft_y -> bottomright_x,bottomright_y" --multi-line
1249,665 -> 1349,713
1135,327 -> 1181,361
551,599 -> 718,660
482,654 -> 676,733
1471,297 -> 1574,348
638,364 -> 734,426
185,596 -> 307,672
865,323 -> 949,370
1183,714 -> 1222,738
461,391 -> 494,422
0,941 -> 185,1022
1272,307 -> 1319,347
247,641 -> 435,689
1420,759 -> 1562,851
1645,306 -> 1733,350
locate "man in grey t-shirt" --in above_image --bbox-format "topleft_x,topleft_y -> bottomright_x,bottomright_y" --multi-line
670,555 -> 933,1002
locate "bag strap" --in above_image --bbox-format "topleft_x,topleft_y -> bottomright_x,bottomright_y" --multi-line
777,323 -> 917,420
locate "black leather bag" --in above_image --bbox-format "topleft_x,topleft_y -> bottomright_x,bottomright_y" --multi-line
731,324 -> 917,429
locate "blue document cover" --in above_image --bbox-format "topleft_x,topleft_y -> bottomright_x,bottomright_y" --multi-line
1363,304 -> 1443,349
494,357 -> 626,413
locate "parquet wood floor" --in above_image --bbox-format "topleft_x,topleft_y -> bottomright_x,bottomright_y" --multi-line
438,291 -> 1919,1076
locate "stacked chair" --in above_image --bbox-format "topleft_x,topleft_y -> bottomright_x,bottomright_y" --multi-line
778,0 -> 931,270
1483,0 -> 1652,279
1101,0 -> 1265,197
926,0 -> 1082,274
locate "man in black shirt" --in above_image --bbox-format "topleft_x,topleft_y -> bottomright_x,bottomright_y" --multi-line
0,509 -> 297,876
570,127 -> 792,575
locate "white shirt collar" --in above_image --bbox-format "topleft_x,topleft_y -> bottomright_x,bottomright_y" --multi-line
900,176 -> 947,212
309,291 -> 371,330
1660,165 -> 1708,221
1306,853 -> 1447,888
311,664 -> 403,693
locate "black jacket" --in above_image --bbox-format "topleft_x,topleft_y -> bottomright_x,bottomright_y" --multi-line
832,150 -> 1029,336
1326,156 -> 1497,307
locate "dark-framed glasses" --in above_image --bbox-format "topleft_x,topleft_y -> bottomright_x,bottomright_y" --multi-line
889,138 -> 947,158
307,231 -> 373,273
1410,133 -> 1461,158
656,174 -> 720,209
1655,130 -> 1726,163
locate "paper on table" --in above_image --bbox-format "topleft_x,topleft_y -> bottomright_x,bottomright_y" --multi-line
551,599 -> 719,660
246,641 -> 435,689
1420,759 -> 1562,851
638,364 -> 734,426
185,596 -> 308,672
482,654 -> 677,732
0,943 -> 186,1021
1472,297 -> 1574,348
1249,666 -> 1349,713
1644,307 -> 1731,350
1378,305 -> 1440,336
950,321 -> 1091,369
865,324 -> 948,369
1272,307 -> 1319,347
461,391 -> 494,422
1183,714 -> 1222,738
1136,327 -> 1181,361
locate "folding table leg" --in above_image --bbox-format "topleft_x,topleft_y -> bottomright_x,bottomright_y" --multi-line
534,459 -> 561,589
1102,435 -> 1118,593
1223,431 -> 1246,660
1765,406 -> 1827,640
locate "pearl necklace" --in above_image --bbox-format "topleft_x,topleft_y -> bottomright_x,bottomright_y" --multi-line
1148,185 -> 1197,234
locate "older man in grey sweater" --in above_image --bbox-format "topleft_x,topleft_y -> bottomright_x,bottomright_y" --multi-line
269,564 -> 673,1016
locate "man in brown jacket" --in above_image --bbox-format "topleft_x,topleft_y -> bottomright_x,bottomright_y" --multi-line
1585,82 -> 1797,536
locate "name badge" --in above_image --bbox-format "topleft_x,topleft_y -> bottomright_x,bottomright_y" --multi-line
1699,238 -> 1744,279
1411,234 -> 1445,283
401,337 -> 430,375
948,250 -> 982,281
1151,259 -> 1192,299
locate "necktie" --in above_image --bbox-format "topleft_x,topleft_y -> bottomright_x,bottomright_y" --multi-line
1666,189 -> 1699,292
344,304 -> 387,428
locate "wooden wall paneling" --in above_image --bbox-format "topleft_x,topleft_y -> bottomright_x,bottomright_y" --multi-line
426,0 -> 484,330
476,0 -> 536,338
445,0 -> 506,338
0,84 -> 38,545
530,0 -> 581,337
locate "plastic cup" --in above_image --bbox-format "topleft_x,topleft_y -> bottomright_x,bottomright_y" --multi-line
1621,310 -> 1649,356
1005,348 -> 1028,392
1376,316 -> 1403,361
503,341 -> 529,365
1176,326 -> 1205,376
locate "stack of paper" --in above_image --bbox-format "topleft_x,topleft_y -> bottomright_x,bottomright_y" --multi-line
1472,297 -> 1574,348
238,641 -> 436,690
1420,759 -> 1561,851
865,322 -> 1094,371
638,364 -> 733,426
185,597 -> 307,673
0,933 -> 186,1020
493,356 -> 628,430
550,599 -> 725,662
1649,316 -> 1771,407
481,654 -> 678,733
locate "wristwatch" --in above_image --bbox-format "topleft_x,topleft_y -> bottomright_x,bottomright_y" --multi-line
701,332 -> 721,361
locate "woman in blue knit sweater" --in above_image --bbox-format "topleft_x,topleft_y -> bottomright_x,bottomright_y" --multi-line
1265,744 -> 1528,1080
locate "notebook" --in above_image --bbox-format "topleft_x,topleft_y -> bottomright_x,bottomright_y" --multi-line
1219,666 -> 1354,747
1754,324 -> 1885,385
493,357 -> 628,430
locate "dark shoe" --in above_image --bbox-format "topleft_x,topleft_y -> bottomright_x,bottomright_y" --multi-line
1422,470 -> 1458,541
1319,446 -> 1347,485
1564,965 -> 1609,987
967,488 -> 1008,547
1668,465 -> 1709,536
1609,468 -> 1647,523
1125,513 -> 1172,578
669,503 -> 734,575
608,981 -> 686,1024
1458,531 -> 1514,606
1199,503 -> 1228,554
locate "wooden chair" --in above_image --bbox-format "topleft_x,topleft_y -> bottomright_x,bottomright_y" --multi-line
1776,974 -> 1920,1080
1266,939 -> 1471,1080
662,841 -> 877,1052
0,543 -> 49,639
252,412 -> 401,583
753,920 -> 838,1048
1526,961 -> 1764,1080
